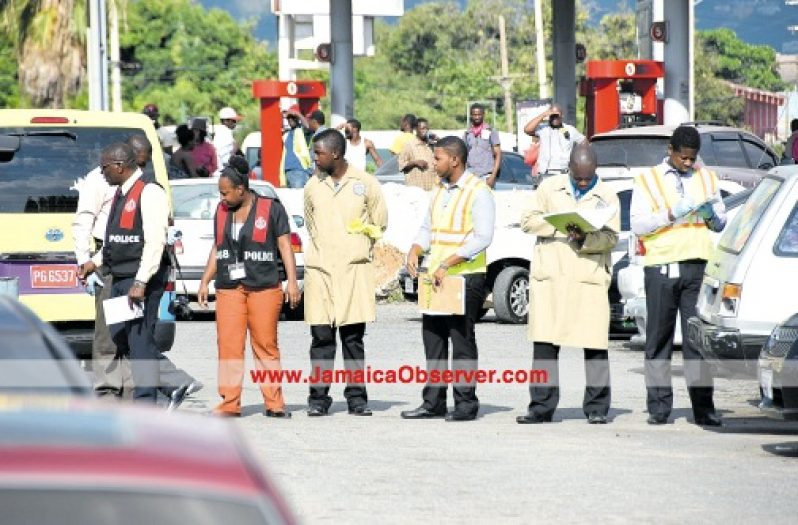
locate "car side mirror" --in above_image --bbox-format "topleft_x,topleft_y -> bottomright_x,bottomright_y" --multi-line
758,162 -> 774,170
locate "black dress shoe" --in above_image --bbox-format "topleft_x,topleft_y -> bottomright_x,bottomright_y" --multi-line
647,414 -> 668,425
587,413 -> 608,424
167,384 -> 190,413
694,412 -> 722,427
348,406 -> 373,416
307,406 -> 329,417
265,410 -> 292,418
445,411 -> 476,422
516,413 -> 553,424
400,406 -> 446,419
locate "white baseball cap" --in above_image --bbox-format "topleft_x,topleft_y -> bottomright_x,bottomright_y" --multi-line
219,107 -> 243,121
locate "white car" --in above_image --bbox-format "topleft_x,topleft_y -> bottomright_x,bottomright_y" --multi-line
616,180 -> 749,348
169,179 -> 306,319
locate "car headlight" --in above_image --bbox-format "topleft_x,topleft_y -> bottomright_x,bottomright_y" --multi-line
762,314 -> 798,358
719,283 -> 742,317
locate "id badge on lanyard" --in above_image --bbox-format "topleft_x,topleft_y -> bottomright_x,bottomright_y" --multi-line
229,261 -> 246,280
228,220 -> 247,280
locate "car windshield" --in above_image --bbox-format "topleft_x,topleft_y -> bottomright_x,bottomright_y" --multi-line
592,137 -> 670,167
717,177 -> 782,254
0,489 -> 271,525
0,127 -> 155,213
172,184 -> 276,220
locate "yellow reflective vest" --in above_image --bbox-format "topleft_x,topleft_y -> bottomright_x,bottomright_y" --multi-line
426,173 -> 489,275
635,165 -> 718,266
279,127 -> 311,187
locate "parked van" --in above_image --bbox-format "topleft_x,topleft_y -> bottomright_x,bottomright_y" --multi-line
0,110 -> 172,357
687,165 -> 798,376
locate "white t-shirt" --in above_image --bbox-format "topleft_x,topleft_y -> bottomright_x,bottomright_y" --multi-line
345,138 -> 367,171
213,125 -> 235,174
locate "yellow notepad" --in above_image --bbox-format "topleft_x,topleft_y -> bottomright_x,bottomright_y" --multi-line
417,272 -> 466,315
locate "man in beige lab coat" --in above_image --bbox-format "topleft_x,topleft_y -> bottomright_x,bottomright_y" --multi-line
304,128 -> 388,416
517,143 -> 620,425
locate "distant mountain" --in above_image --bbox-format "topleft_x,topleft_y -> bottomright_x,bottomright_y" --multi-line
197,0 -> 798,54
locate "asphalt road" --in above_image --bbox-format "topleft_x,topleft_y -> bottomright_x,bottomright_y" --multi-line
168,303 -> 798,524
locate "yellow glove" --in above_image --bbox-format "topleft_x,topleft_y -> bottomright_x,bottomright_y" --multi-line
347,217 -> 382,240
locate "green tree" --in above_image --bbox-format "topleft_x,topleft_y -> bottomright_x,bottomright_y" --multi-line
0,0 -> 88,107
0,30 -> 20,107
120,0 -> 277,136
699,28 -> 786,91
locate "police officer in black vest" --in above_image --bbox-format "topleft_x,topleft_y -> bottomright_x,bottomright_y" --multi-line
81,143 -> 170,402
198,157 -> 301,417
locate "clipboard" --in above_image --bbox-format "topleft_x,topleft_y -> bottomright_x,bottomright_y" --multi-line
417,272 -> 465,315
543,205 -> 617,235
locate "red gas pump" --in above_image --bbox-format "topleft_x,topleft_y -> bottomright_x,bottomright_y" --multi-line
251,80 -> 326,187
580,60 -> 664,139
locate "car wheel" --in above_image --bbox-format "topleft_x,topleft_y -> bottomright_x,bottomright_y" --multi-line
492,266 -> 529,324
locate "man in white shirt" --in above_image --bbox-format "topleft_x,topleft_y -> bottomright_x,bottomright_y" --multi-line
524,104 -> 585,187
213,106 -> 243,175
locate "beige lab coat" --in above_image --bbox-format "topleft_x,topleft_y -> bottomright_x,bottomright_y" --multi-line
521,174 -> 620,349
303,166 -> 388,326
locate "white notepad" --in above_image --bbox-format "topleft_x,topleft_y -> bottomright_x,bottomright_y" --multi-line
103,295 -> 144,325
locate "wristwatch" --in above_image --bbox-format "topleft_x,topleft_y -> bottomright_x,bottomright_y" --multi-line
439,263 -> 450,271
133,280 -> 147,289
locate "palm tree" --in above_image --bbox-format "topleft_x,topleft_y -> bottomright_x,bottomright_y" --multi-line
0,0 -> 94,107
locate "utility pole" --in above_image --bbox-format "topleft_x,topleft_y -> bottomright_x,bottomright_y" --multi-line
109,0 -> 122,112
534,0 -> 549,100
330,0 -> 354,128
87,0 -> 109,111
490,15 -> 523,133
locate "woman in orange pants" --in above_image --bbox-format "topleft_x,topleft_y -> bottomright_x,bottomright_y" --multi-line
198,158 -> 301,418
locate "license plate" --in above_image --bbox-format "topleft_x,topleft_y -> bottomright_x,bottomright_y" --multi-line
404,277 -> 415,294
30,265 -> 79,289
760,368 -> 773,400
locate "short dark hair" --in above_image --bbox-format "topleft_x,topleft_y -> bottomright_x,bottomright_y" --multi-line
102,143 -> 137,168
417,117 -> 429,127
670,126 -> 701,151
313,128 -> 346,157
220,155 -> 251,189
175,124 -> 192,148
470,103 -> 485,113
347,118 -> 361,131
791,119 -> 798,133
127,134 -> 152,155
402,113 -> 417,129
435,136 -> 468,164
309,110 -> 325,125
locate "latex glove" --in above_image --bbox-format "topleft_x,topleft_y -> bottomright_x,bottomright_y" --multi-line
85,272 -> 104,296
167,226 -> 182,246
671,196 -> 696,219
696,202 -> 714,220
347,218 -> 382,240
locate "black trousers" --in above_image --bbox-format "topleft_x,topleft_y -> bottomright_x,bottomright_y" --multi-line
108,275 -> 165,402
644,260 -> 715,419
420,273 -> 486,416
308,323 -> 367,410
527,342 -> 611,418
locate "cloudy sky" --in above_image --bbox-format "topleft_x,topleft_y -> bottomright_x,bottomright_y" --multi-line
198,0 -> 798,53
